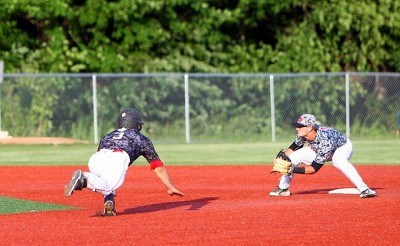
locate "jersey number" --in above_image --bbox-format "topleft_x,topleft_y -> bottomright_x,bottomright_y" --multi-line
113,132 -> 125,140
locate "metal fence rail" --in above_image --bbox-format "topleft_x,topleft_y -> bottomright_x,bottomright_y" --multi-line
1,72 -> 399,143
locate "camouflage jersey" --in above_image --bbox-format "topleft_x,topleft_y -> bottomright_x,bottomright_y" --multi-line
98,128 -> 160,166
293,126 -> 348,164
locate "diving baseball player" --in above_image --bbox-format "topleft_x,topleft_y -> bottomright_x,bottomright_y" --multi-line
64,108 -> 184,216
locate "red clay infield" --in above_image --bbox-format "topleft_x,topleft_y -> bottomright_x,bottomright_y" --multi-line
0,165 -> 398,245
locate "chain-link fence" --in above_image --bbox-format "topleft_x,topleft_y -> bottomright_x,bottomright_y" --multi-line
1,72 -> 399,143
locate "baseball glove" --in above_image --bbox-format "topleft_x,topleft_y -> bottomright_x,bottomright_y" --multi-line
271,150 -> 294,175
275,149 -> 291,162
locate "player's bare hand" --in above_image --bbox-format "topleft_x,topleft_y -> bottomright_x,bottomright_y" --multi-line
167,187 -> 184,196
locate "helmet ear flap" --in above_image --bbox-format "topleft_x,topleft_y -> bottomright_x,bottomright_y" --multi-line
137,123 -> 143,131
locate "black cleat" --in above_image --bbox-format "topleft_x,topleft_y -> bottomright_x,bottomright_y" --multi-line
64,170 -> 87,197
103,201 -> 116,216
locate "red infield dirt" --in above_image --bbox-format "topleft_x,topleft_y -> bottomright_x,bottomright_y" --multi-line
0,165 -> 398,245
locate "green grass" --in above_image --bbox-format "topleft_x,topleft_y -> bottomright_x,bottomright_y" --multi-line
0,196 -> 75,214
0,140 -> 398,166
0,144 -> 96,165
350,139 -> 399,165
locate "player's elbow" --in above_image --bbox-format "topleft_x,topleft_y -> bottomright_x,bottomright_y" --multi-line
154,166 -> 165,173
310,161 -> 323,173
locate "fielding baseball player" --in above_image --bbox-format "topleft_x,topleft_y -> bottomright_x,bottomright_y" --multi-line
64,108 -> 184,216
270,114 -> 376,198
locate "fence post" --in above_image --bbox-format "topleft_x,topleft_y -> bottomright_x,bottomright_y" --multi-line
92,74 -> 99,144
270,75 -> 276,142
184,74 -> 190,143
0,60 -> 3,83
0,61 -> 3,131
345,72 -> 350,138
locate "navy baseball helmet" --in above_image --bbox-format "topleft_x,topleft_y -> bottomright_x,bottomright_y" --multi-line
118,108 -> 144,130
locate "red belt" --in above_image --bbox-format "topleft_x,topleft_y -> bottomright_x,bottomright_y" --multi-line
112,149 -> 124,152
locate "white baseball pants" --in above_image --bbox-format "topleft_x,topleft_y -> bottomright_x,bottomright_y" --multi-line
83,149 -> 130,195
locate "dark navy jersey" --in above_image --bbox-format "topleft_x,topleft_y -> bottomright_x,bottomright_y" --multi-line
98,128 -> 160,166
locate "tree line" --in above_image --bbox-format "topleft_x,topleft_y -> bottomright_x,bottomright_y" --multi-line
1,0 -> 399,73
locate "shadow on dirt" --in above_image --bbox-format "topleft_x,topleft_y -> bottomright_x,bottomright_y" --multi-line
119,196 -> 219,215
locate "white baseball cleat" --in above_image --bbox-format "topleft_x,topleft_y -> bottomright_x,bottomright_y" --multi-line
269,187 -> 291,196
360,188 -> 377,198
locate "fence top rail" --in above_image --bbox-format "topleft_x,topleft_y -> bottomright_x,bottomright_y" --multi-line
3,72 -> 400,78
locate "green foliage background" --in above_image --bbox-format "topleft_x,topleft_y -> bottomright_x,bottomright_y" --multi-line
0,1 -> 399,142
1,0 -> 399,73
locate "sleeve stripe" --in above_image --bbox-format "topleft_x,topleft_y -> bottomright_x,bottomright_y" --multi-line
150,159 -> 164,169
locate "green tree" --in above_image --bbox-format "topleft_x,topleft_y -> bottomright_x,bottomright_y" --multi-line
268,0 -> 400,72
1,0 -> 399,73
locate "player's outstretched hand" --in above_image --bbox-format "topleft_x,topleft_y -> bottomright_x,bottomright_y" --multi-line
167,187 -> 184,196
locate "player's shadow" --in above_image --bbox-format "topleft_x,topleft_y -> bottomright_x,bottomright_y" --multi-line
119,196 -> 219,215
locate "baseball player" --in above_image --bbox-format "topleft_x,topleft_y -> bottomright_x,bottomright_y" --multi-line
64,108 -> 184,216
270,114 -> 376,198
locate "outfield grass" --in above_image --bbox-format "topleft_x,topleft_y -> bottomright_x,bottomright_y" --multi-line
0,196 -> 75,214
0,140 -> 398,166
